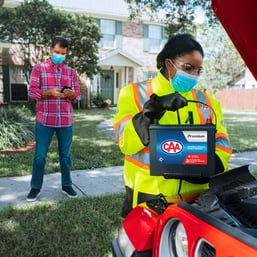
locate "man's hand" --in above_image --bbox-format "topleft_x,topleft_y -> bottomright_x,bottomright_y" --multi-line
63,88 -> 76,100
42,88 -> 65,98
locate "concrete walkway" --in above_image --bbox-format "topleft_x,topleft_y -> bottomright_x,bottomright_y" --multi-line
0,118 -> 256,210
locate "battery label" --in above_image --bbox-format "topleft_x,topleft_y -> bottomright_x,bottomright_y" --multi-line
156,130 -> 208,165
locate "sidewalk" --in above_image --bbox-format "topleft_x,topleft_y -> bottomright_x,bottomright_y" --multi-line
0,118 -> 256,211
0,166 -> 125,210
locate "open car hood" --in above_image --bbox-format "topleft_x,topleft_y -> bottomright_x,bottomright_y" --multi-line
211,0 -> 257,81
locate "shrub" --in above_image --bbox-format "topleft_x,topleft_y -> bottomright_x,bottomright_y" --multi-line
92,93 -> 108,108
0,105 -> 34,150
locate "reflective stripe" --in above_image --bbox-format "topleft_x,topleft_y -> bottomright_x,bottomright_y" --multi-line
192,89 -> 212,124
132,80 -> 153,111
118,134 -> 123,147
215,133 -> 230,141
129,150 -> 150,164
132,83 -> 142,111
192,90 -> 204,124
115,118 -> 131,141
216,144 -> 233,154
113,114 -> 133,133
125,147 -> 150,168
203,91 -> 214,120
125,155 -> 150,170
147,79 -> 153,96
216,137 -> 232,152
142,147 -> 150,153
215,132 -> 232,154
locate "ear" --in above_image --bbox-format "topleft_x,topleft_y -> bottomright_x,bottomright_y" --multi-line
164,58 -> 173,70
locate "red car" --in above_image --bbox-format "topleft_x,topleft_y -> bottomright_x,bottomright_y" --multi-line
112,0 -> 257,256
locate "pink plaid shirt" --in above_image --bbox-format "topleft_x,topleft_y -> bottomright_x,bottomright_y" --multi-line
29,58 -> 80,127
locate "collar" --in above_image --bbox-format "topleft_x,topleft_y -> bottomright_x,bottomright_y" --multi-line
152,70 -> 175,95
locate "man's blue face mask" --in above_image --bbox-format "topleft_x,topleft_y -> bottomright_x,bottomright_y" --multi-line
52,52 -> 65,64
169,60 -> 199,93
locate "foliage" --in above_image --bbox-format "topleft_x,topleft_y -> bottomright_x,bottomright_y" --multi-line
92,93 -> 109,107
0,105 -> 34,150
0,0 -> 101,82
125,0 -> 218,37
0,193 -> 124,257
197,23 -> 245,89
64,14 -> 101,78
0,109 -> 123,177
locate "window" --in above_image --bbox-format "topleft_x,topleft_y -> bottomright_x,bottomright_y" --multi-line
143,71 -> 157,81
148,25 -> 162,52
100,19 -> 116,48
10,83 -> 28,102
144,24 -> 165,52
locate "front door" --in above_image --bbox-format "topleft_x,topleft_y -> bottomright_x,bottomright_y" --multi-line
100,70 -> 114,104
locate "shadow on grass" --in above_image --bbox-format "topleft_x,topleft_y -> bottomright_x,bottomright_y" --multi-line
0,193 -> 124,257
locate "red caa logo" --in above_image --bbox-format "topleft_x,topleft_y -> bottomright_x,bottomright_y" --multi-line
199,104 -> 210,110
161,141 -> 183,154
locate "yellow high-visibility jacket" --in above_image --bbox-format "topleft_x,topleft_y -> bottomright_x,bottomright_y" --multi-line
113,71 -> 232,207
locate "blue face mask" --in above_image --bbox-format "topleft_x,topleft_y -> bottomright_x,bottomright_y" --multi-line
52,53 -> 65,64
170,68 -> 199,93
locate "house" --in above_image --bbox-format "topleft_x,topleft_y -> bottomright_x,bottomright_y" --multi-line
1,0 -> 167,106
227,68 -> 257,89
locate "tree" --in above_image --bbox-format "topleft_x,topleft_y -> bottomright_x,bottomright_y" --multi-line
64,13 -> 101,78
196,23 -> 245,90
125,0 -> 218,37
0,0 -> 101,82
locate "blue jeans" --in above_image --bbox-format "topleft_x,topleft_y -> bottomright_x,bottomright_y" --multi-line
31,121 -> 73,189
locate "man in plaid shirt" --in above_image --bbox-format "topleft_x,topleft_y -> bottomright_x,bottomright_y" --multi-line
27,36 -> 80,201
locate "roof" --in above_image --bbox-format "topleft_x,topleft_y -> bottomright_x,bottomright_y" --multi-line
99,48 -> 144,67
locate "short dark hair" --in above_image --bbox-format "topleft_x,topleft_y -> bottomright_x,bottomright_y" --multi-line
51,36 -> 69,49
157,33 -> 204,70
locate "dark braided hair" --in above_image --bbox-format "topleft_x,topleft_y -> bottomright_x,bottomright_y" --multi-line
157,33 -> 204,70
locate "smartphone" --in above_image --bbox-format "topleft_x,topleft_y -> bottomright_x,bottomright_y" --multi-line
61,86 -> 72,93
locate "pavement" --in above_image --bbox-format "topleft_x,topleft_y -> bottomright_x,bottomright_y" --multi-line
0,118 -> 257,210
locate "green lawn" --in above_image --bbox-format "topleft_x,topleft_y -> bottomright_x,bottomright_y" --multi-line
0,109 -> 124,177
0,194 -> 124,257
223,111 -> 257,152
1,109 -> 257,177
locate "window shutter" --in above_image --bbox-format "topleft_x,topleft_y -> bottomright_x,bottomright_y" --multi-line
143,24 -> 149,52
2,65 -> 10,103
161,26 -> 168,49
95,18 -> 101,28
116,20 -> 122,49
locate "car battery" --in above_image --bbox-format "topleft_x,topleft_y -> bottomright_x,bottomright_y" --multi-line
149,124 -> 216,178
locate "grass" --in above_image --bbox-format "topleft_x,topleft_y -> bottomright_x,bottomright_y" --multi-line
0,109 -> 124,177
223,111 -> 257,153
0,194 -> 124,257
0,108 -> 256,256
1,109 -> 256,177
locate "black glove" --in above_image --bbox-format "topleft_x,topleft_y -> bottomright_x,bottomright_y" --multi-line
156,92 -> 188,111
132,93 -> 187,145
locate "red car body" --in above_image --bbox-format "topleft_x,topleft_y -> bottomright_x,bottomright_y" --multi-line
112,0 -> 257,256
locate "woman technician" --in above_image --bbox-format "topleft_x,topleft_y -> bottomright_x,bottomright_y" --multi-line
113,33 -> 232,217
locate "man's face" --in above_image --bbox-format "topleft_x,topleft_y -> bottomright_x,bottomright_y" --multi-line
50,43 -> 67,56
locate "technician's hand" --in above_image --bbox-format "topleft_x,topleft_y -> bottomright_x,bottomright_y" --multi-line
42,88 -> 65,98
156,93 -> 188,111
63,88 -> 76,100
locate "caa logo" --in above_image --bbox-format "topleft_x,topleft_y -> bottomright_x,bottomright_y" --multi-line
199,104 -> 210,110
161,141 -> 183,154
